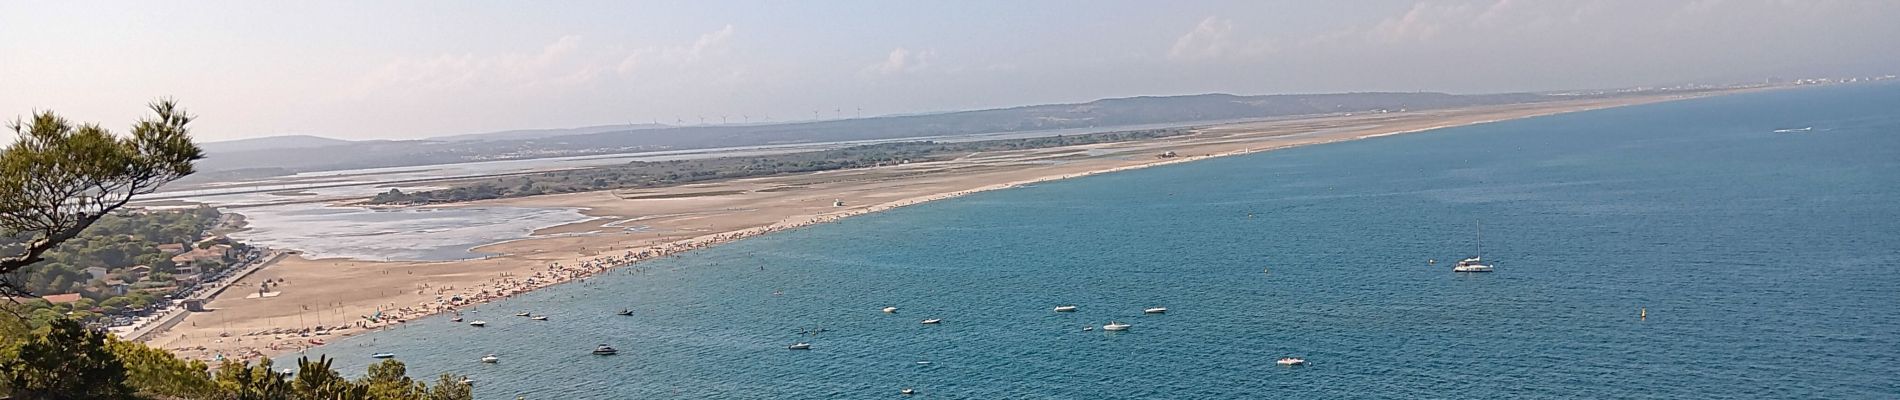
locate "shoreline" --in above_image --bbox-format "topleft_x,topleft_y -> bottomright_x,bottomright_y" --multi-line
140,91 -> 1739,363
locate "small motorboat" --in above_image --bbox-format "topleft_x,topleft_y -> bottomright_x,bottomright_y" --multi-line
882,306 -> 898,313
1103,322 -> 1130,331
915,361 -> 932,365
479,354 -> 499,363
450,316 -> 464,322
529,315 -> 549,321
787,342 -> 812,350
459,377 -> 474,385
920,319 -> 942,325
370,352 -> 396,359
901,388 -> 916,395
592,345 -> 619,356
616,309 -> 633,316
1053,305 -> 1078,312
1082,325 -> 1094,332
514,312 -> 531,317
468,320 -> 487,327
1276,357 -> 1306,366
1144,307 -> 1168,314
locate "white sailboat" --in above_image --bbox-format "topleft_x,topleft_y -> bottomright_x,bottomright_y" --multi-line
1452,223 -> 1496,273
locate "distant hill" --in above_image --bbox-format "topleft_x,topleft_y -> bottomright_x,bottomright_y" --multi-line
198,134 -> 354,153
427,123 -> 670,142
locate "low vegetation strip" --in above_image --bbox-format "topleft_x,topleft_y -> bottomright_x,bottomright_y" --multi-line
366,127 -> 1192,205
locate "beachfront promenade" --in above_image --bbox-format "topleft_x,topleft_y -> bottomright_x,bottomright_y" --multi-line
117,249 -> 286,342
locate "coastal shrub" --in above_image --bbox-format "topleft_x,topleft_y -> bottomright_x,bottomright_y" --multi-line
0,318 -> 135,399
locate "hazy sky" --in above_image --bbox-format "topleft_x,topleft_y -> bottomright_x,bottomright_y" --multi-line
4,1 -> 1897,142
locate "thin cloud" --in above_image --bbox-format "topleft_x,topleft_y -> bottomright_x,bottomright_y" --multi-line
617,24 -> 737,77
1167,17 -> 1274,62
864,47 -> 936,75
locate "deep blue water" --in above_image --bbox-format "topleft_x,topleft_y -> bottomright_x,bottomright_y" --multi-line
296,84 -> 1900,399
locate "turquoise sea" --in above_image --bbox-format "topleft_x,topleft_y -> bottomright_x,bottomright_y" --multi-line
297,84 -> 1900,399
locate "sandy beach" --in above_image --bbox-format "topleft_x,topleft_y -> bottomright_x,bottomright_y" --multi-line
141,92 -> 1731,362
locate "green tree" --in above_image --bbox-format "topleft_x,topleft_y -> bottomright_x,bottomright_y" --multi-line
107,338 -> 220,399
425,373 -> 475,400
0,308 -> 28,395
0,318 -> 134,400
214,358 -> 293,400
360,359 -> 426,399
291,356 -> 369,400
0,100 -> 203,297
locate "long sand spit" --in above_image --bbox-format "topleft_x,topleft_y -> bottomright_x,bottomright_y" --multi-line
142,91 -> 1740,362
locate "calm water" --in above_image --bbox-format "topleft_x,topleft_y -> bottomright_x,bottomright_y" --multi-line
295,84 -> 1900,399
229,205 -> 592,261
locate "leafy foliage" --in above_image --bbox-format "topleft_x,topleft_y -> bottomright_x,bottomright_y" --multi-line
109,338 -> 221,399
0,100 -> 204,297
2,207 -> 224,298
0,318 -> 135,399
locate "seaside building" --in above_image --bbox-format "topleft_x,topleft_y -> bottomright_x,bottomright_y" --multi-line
172,274 -> 201,286
127,265 -> 153,280
104,279 -> 131,296
40,293 -> 83,304
170,247 -> 230,274
171,262 -> 199,277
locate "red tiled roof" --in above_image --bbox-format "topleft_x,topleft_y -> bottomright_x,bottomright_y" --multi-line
41,293 -> 83,304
